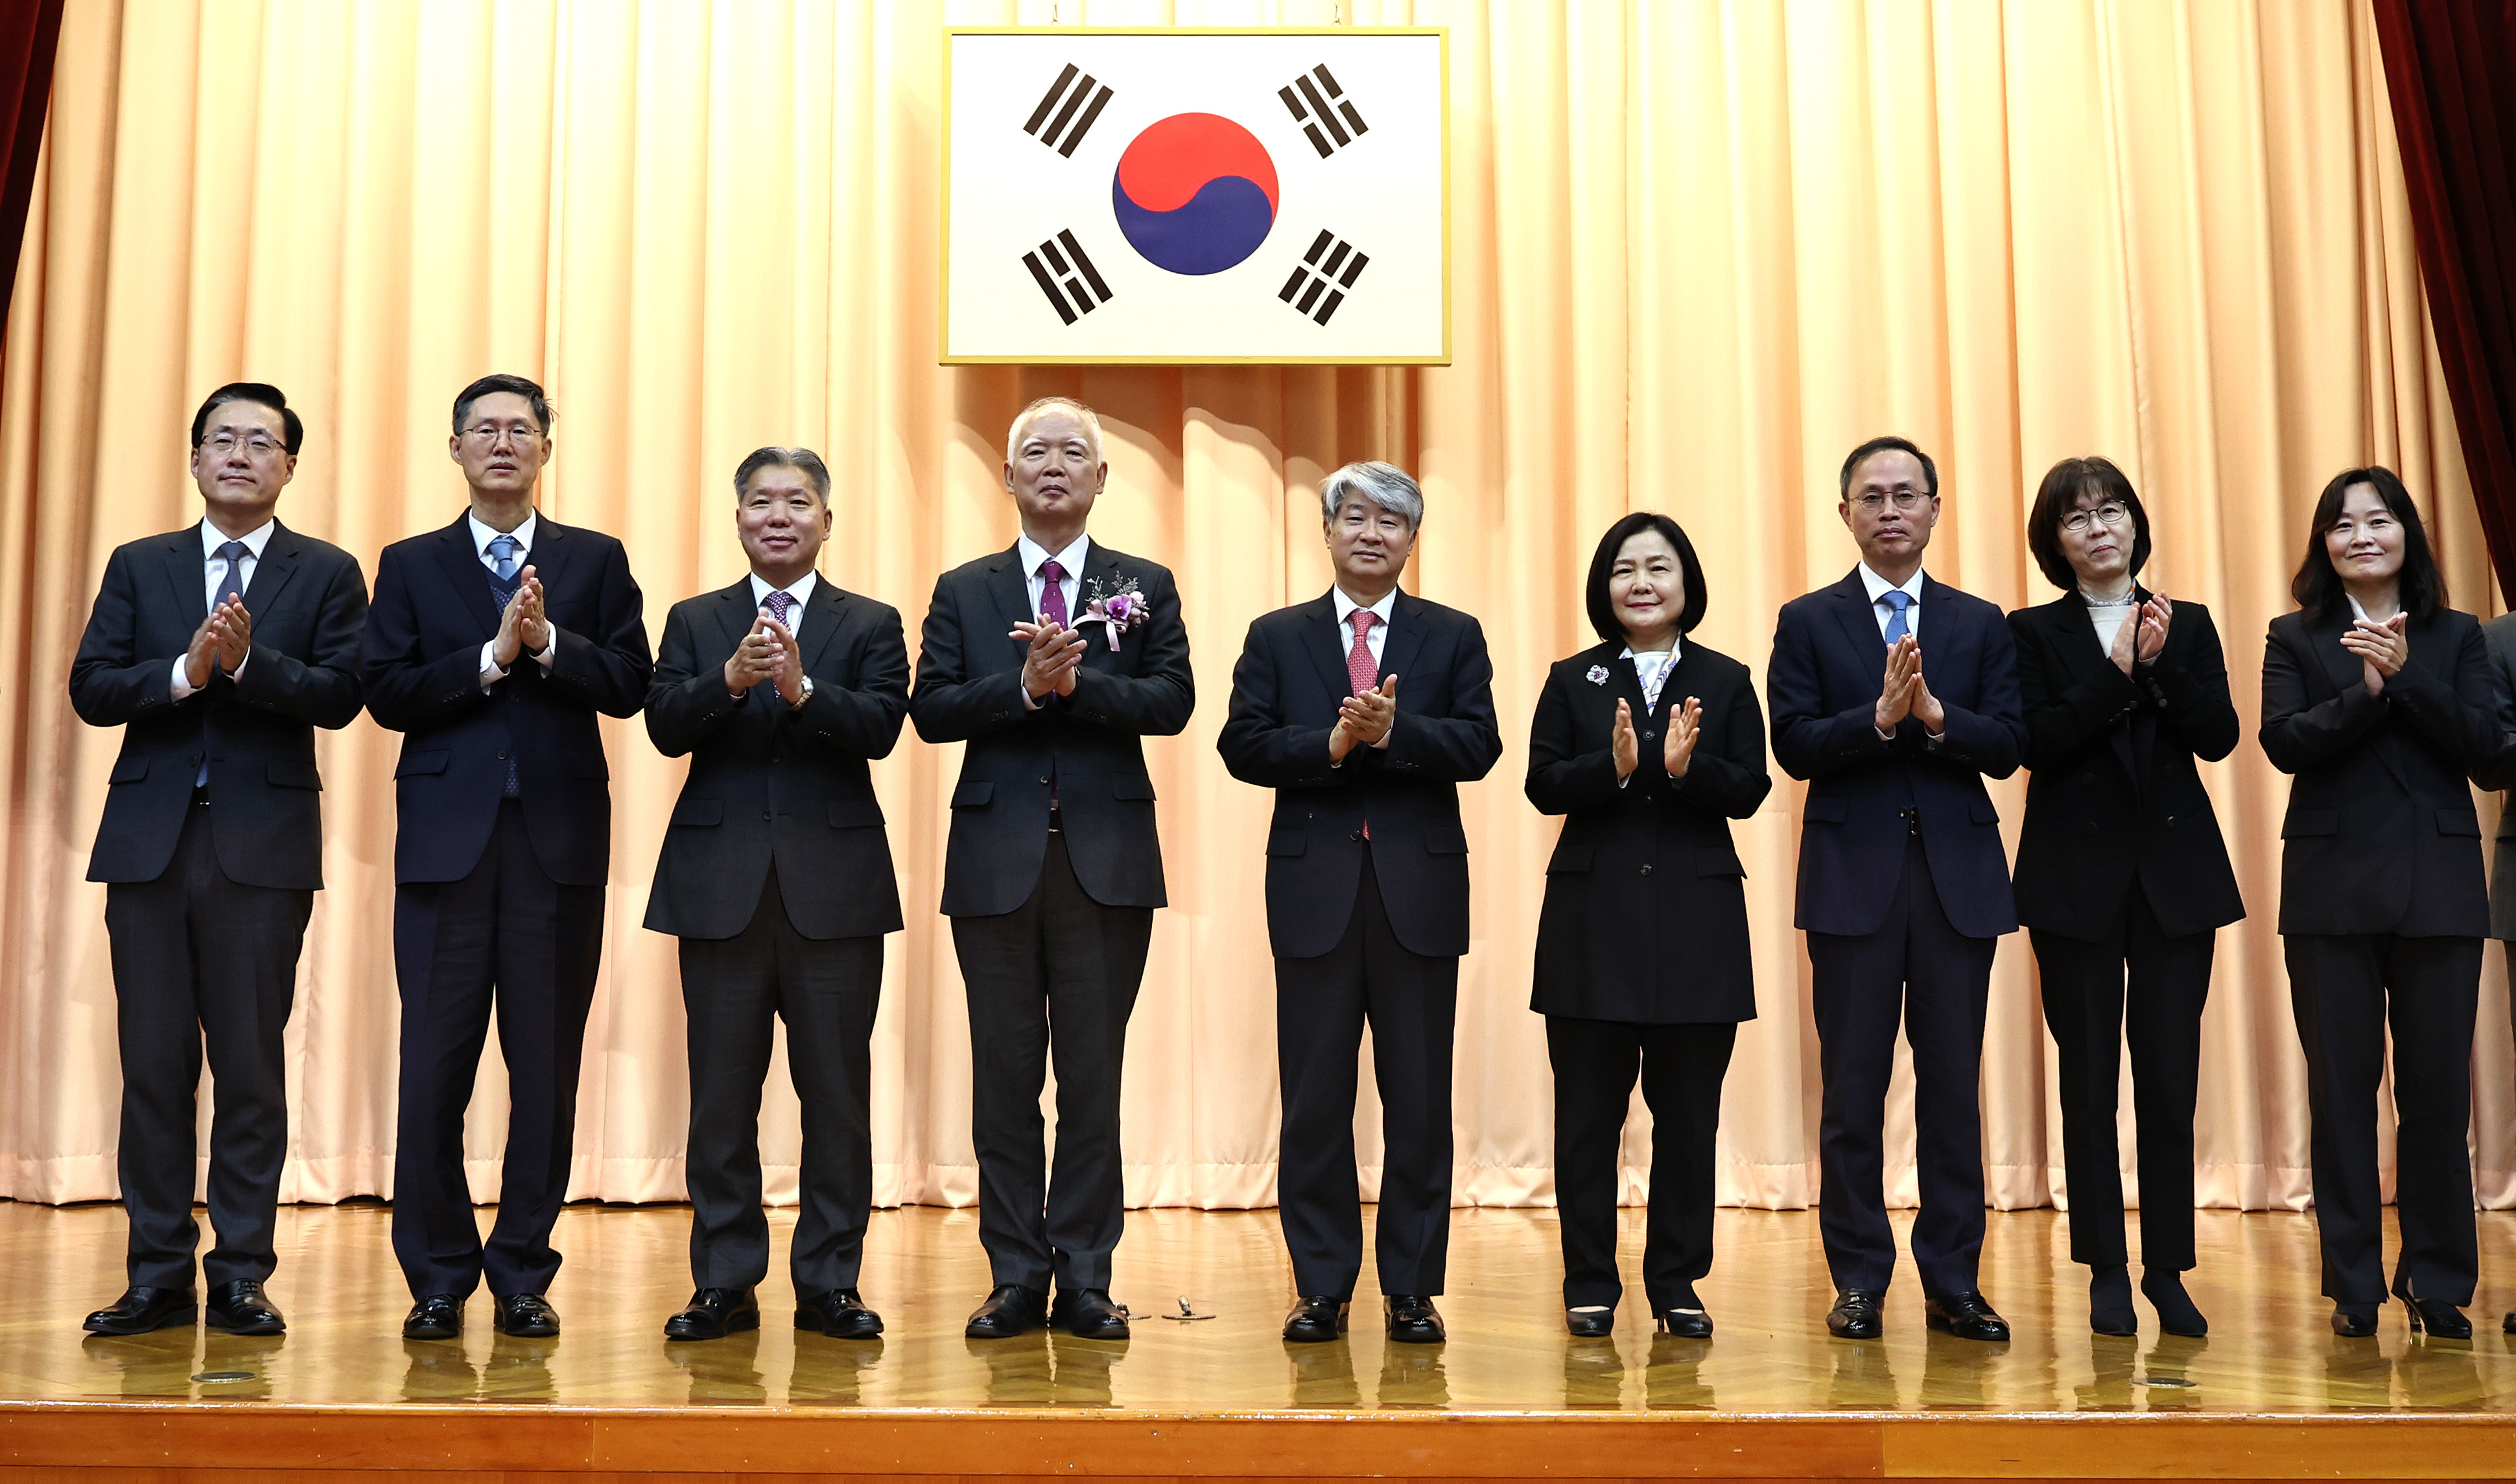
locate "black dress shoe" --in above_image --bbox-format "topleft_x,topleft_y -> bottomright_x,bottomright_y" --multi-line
1566,1307 -> 1616,1337
403,1293 -> 464,1340
663,1287 -> 758,1341
1826,1288 -> 1883,1340
2332,1302 -> 2379,1337
205,1279 -> 285,1336
1656,1308 -> 1713,1339
2405,1297 -> 2471,1339
965,1284 -> 1048,1339
1384,1294 -> 1444,1344
2504,1308 -> 2515,1336
495,1293 -> 560,1338
1925,1291 -> 2010,1342
796,1288 -> 883,1338
83,1286 -> 196,1336
1282,1295 -> 1349,1343
1051,1288 -> 1131,1339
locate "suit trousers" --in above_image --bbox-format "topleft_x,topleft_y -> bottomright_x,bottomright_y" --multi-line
1276,846 -> 1460,1301
679,864 -> 883,1295
2283,932 -> 2481,1306
951,829 -> 1152,1295
391,799 -> 606,1300
1546,1016 -> 1736,1313
104,800 -> 312,1290
2031,890 -> 2213,1271
1805,833 -> 1998,1297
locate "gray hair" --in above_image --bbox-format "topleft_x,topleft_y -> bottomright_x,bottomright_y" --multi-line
1318,460 -> 1424,528
733,445 -> 832,501
1005,395 -> 1104,465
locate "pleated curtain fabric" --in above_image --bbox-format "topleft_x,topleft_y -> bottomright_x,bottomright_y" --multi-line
0,0 -> 2499,1219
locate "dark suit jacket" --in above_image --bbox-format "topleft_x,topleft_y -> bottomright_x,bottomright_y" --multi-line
70,521 -> 368,889
910,541 -> 1192,917
2475,611 -> 2516,938
642,578 -> 910,941
2008,591 -> 2244,941
1216,591 -> 1503,960
359,513 -> 651,886
2260,606 -> 2497,937
1525,639 -> 1771,1022
1768,569 -> 2027,939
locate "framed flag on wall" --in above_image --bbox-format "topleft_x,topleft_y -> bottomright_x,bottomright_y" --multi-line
942,28 -> 1449,365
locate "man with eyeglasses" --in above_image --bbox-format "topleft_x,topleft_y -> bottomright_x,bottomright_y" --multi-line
360,373 -> 652,1341
1766,435 -> 2027,1344
71,383 -> 370,1336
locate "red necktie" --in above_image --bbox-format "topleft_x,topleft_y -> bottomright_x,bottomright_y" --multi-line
1348,610 -> 1377,838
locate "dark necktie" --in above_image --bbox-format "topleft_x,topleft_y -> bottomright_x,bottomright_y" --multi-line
1038,559 -> 1070,629
196,541 -> 251,788
758,591 -> 795,703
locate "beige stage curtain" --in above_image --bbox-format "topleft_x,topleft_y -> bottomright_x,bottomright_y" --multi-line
1,0 -> 2500,1222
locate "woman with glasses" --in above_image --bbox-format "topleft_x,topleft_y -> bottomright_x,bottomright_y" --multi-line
2008,458 -> 2241,1338
1525,512 -> 1770,1339
2263,467 -> 2497,1340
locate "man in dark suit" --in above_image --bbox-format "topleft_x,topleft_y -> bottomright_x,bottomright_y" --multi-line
644,446 -> 908,1343
360,373 -> 651,1341
1767,435 -> 2026,1343
69,383 -> 368,1337
1216,461 -> 1503,1346
911,397 -> 1192,1341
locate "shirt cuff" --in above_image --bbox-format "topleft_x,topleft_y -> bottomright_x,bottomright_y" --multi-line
480,641 -> 508,687
169,654 -> 196,701
1370,717 -> 1393,749
530,623 -> 557,668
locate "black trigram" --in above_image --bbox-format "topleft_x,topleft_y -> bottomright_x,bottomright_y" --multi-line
1022,231 -> 1113,325
1278,231 -> 1368,325
1021,64 -> 1114,158
1279,64 -> 1368,158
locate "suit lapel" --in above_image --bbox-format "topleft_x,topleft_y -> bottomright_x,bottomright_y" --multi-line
1831,571 -> 1887,665
712,580 -> 757,660
526,515 -> 575,598
430,516 -> 504,639
2043,593 -> 2142,786
1382,591 -> 1430,692
987,545 -> 1036,668
1076,544 -> 1119,665
803,576 -> 847,672
1303,594 -> 1357,700
241,522 -> 302,615
2309,608 -> 2364,700
162,528 -> 206,624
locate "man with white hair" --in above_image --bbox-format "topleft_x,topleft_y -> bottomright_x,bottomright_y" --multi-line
911,396 -> 1193,1341
1217,462 -> 1502,1345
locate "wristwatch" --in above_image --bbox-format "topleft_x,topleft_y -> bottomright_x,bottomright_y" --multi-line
788,674 -> 815,711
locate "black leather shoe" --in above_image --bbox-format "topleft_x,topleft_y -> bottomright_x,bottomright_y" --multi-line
1385,1294 -> 1444,1343
1566,1307 -> 1616,1337
204,1279 -> 285,1336
402,1294 -> 464,1340
797,1288 -> 884,1338
1282,1295 -> 1349,1343
2332,1302 -> 2379,1337
495,1293 -> 560,1338
1925,1291 -> 2010,1342
83,1286 -> 196,1336
1826,1288 -> 1883,1339
663,1287 -> 758,1341
2504,1308 -> 2515,1336
1656,1308 -> 1714,1339
2406,1297 -> 2471,1340
965,1284 -> 1047,1339
1051,1288 -> 1131,1339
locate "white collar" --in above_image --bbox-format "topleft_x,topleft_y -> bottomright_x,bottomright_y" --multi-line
749,570 -> 819,609
198,517 -> 276,558
469,508 -> 539,556
1620,639 -> 1682,666
1331,585 -> 1398,626
1017,531 -> 1091,580
1857,563 -> 1926,607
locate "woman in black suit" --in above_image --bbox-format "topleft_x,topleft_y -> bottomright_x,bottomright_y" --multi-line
1525,512 -> 1770,1339
2263,466 -> 2498,1340
2009,457 -> 2242,1339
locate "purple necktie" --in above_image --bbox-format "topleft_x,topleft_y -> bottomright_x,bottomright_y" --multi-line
763,590 -> 795,628
1038,559 -> 1070,629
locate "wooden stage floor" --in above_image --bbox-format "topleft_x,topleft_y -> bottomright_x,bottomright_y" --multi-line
4,1200 -> 2516,1479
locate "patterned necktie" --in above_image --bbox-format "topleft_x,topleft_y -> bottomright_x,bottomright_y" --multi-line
1038,559 -> 1070,629
488,534 -> 521,582
763,589 -> 794,629
214,540 -> 250,607
1882,588 -> 1912,645
1346,609 -> 1378,696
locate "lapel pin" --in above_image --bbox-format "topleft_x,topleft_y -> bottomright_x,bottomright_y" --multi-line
1586,665 -> 1611,685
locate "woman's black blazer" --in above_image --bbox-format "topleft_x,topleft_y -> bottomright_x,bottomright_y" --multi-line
2008,591 -> 2243,942
1525,639 -> 1771,1023
2260,606 -> 2497,937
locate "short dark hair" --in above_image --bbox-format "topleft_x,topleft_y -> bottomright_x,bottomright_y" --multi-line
1584,512 -> 1708,644
2290,465 -> 2445,622
191,383 -> 303,455
1838,435 -> 1938,504
2026,456 -> 2151,591
733,445 -> 832,501
451,373 -> 554,436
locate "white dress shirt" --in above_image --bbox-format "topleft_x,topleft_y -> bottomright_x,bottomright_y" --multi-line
1857,563 -> 1926,642
1330,585 -> 1398,752
169,517 -> 274,700
748,569 -> 819,642
473,510 -> 557,684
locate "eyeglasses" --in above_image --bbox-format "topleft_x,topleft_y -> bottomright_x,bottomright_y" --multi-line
1850,488 -> 1931,513
2060,502 -> 2131,534
203,433 -> 283,458
463,423 -> 542,447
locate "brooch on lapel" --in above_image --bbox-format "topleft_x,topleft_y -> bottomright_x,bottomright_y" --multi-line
1585,665 -> 1611,686
1076,576 -> 1147,650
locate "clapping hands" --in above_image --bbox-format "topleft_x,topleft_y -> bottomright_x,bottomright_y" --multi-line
1612,695 -> 1704,781
2338,610 -> 2410,696
2108,593 -> 2172,676
491,566 -> 548,669
184,596 -> 253,690
1329,676 -> 1398,761
1010,615 -> 1085,701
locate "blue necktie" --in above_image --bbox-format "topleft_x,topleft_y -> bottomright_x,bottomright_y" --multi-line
487,534 -> 521,582
196,541 -> 252,788
1882,589 -> 1912,645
